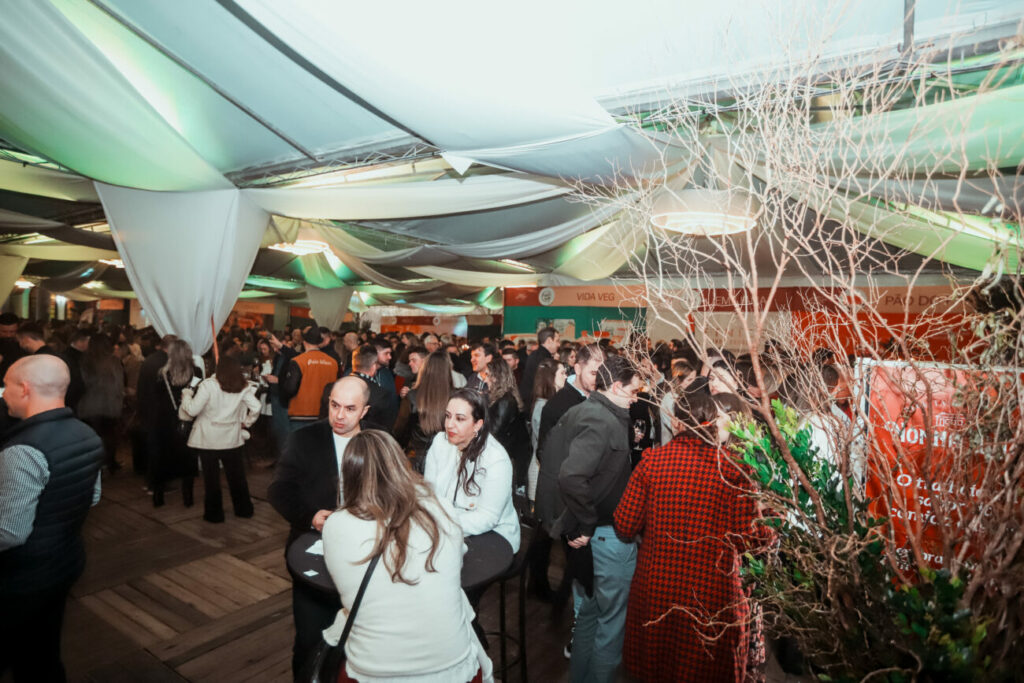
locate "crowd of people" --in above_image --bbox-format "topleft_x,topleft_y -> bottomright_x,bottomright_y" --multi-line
0,309 -> 857,682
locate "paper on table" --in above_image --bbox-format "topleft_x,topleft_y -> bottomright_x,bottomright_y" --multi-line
306,539 -> 324,555
303,569 -> 319,577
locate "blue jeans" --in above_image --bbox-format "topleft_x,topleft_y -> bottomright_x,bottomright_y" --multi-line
569,525 -> 637,683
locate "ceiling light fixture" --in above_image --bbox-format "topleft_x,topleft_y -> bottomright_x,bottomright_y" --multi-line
14,279 -> 34,289
651,188 -> 759,236
268,240 -> 331,256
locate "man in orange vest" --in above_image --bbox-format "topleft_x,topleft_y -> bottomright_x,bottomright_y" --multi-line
279,326 -> 340,431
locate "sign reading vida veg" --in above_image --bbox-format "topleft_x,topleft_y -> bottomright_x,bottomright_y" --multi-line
860,360 -> 1012,572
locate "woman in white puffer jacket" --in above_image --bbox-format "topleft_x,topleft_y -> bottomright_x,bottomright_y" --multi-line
180,355 -> 261,523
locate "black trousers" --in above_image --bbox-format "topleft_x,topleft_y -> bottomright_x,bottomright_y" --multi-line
195,446 -> 253,522
85,416 -> 121,470
291,580 -> 341,682
0,581 -> 73,683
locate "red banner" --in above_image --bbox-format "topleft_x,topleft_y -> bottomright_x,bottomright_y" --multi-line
861,361 -> 989,572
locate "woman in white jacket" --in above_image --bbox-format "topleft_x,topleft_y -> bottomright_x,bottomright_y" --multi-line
180,355 -> 261,523
424,388 -> 520,556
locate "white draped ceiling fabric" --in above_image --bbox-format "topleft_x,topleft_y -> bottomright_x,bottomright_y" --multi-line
0,255 -> 29,306
306,285 -> 354,332
95,183 -> 269,353
0,0 -> 1022,311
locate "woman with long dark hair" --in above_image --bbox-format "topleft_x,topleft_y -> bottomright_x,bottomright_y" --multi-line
485,357 -> 530,490
321,430 -> 493,682
423,388 -> 519,556
150,339 -> 201,507
180,355 -> 261,523
404,349 -> 454,472
77,332 -> 125,473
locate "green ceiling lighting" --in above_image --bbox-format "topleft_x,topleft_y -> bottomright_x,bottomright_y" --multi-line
244,275 -> 303,290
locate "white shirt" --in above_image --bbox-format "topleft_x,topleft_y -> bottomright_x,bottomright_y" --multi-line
423,432 -> 520,552
332,432 -> 354,489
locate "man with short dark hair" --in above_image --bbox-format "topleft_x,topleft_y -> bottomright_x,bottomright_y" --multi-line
61,330 -> 90,414
317,326 -> 340,364
501,346 -> 521,384
351,344 -> 391,431
0,313 -> 24,379
15,323 -> 55,356
556,355 -> 641,683
520,326 -> 559,406
280,327 -> 340,430
370,337 -> 398,429
0,355 -> 104,683
466,342 -> 495,394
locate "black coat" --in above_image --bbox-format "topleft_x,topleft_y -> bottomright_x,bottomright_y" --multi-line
268,420 -> 339,547
519,346 -> 553,408
61,347 -> 85,413
136,350 -> 168,426
537,383 -> 586,464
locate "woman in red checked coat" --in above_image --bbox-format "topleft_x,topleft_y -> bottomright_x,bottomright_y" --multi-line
614,385 -> 772,683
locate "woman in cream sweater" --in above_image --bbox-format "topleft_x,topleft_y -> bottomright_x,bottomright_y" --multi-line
323,430 -> 493,683
180,356 -> 261,523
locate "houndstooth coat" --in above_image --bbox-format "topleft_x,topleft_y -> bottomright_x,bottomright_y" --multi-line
614,432 -> 772,682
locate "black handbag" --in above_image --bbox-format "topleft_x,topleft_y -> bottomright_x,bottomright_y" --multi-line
163,374 -> 194,441
306,553 -> 382,683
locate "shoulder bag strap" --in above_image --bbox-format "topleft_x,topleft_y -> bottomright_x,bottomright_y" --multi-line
337,553 -> 381,649
163,373 -> 179,411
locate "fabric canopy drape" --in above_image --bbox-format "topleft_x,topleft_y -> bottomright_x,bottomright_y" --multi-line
39,262 -> 109,293
0,242 -> 119,261
0,208 -> 63,231
0,254 -> 28,305
244,174 -> 569,220
0,1 -> 230,191
95,182 -> 269,353
306,285 -> 354,332
0,159 -> 99,202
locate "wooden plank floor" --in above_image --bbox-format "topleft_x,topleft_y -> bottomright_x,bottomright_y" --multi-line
1,450 -> 579,683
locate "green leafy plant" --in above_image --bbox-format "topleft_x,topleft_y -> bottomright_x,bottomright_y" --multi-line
730,400 -> 1008,682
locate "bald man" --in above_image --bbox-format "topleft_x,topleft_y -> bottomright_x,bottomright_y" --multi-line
0,355 -> 105,683
268,376 -> 369,680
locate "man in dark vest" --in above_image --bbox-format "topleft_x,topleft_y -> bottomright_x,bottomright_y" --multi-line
0,354 -> 105,683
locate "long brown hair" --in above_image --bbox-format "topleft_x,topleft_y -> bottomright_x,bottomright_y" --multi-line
414,350 -> 454,434
161,338 -> 196,386
341,430 -> 448,584
486,356 -> 522,410
215,355 -> 247,393
531,358 -> 561,413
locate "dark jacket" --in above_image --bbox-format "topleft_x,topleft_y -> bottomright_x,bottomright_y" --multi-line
537,382 -> 586,463
0,408 -> 104,595
61,347 -> 85,413
137,349 -> 168,426
268,420 -> 339,547
554,392 -> 633,538
372,366 -> 399,430
78,354 -> 125,420
490,392 -> 529,470
351,372 -> 394,431
519,346 -> 553,407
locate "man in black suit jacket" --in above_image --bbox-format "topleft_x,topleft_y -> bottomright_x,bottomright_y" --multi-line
269,376 -> 369,681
